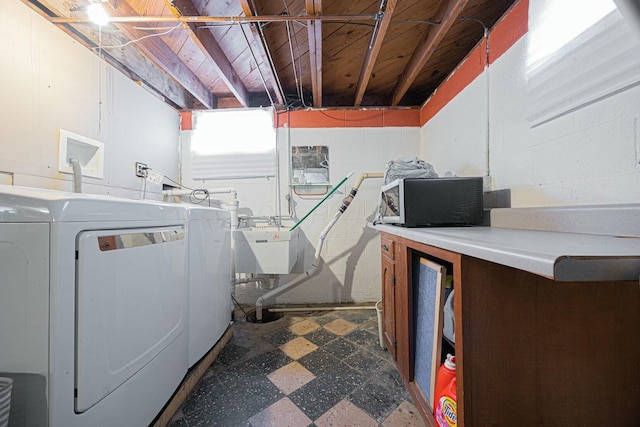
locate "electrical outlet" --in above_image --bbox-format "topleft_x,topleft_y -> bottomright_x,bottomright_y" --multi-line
135,162 -> 147,178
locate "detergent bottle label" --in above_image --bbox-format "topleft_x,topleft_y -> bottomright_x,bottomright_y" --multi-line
435,396 -> 457,427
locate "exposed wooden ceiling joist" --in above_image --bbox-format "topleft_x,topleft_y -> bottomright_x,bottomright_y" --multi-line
19,0 -> 196,109
239,0 -> 286,105
28,0 -> 516,110
106,0 -> 215,108
354,0 -> 397,107
390,0 -> 469,106
167,0 -> 249,107
305,0 -> 323,107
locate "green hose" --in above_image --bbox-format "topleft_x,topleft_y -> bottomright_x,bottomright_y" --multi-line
289,172 -> 353,232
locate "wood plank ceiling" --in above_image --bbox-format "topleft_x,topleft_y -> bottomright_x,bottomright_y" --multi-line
23,0 -> 516,110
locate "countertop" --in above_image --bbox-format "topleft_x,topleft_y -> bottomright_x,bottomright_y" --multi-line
369,223 -> 640,281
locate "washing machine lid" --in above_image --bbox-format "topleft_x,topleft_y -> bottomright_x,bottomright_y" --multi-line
185,205 -> 229,221
0,185 -> 187,222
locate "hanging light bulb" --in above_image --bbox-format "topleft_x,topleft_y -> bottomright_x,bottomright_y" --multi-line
87,2 -> 110,26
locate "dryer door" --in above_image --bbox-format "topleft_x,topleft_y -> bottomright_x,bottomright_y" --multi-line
75,226 -> 186,413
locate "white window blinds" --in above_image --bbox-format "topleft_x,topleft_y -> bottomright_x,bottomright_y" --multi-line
190,108 -> 276,180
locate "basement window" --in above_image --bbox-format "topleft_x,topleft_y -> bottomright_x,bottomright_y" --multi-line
526,0 -> 640,126
189,108 -> 276,180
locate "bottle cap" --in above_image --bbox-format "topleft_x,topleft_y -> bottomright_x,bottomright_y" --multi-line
444,353 -> 456,370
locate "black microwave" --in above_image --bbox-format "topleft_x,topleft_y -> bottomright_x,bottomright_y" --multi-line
379,177 -> 484,227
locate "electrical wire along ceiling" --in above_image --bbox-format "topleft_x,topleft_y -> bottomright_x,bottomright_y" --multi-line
23,0 -> 516,110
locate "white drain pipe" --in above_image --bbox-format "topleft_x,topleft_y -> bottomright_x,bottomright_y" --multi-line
268,306 -> 376,313
255,172 -> 383,321
254,211 -> 334,320
69,157 -> 82,193
225,197 -> 239,231
163,187 -> 237,197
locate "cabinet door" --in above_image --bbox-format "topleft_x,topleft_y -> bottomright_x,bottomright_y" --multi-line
382,255 -> 396,359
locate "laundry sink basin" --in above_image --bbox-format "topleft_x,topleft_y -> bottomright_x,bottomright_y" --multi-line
233,227 -> 300,274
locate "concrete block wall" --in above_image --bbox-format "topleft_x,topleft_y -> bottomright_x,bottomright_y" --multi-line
421,0 -> 640,207
0,0 -> 180,199
273,126 -> 419,305
183,112 -> 420,306
490,49 -> 640,206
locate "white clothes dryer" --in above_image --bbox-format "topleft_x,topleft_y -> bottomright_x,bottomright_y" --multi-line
185,206 -> 232,367
0,185 -> 188,427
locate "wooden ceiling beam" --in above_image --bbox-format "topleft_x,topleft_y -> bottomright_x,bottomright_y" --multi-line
390,0 -> 469,106
167,0 -> 249,107
105,0 -> 215,108
305,0 -> 323,107
19,0 -> 196,109
354,0 -> 397,107
48,14 -> 377,24
239,0 -> 285,105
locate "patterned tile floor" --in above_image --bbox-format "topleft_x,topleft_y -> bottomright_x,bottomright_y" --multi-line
168,308 -> 426,427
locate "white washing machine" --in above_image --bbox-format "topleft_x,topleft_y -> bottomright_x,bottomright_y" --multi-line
0,185 -> 188,427
185,206 -> 232,367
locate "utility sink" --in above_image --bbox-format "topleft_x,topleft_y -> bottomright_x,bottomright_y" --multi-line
233,227 -> 300,274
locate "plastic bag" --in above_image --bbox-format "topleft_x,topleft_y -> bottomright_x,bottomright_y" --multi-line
373,156 -> 439,224
383,156 -> 438,184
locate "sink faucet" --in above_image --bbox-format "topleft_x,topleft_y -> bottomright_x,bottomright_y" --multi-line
268,216 -> 281,227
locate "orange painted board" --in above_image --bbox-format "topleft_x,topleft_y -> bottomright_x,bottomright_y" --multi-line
344,110 -> 384,128
420,0 -> 529,126
489,0 -> 529,64
288,110 -> 311,128
420,40 -> 487,125
307,110 -> 346,128
180,111 -> 193,130
275,111 -> 302,128
275,109 -> 420,128
383,110 -> 421,127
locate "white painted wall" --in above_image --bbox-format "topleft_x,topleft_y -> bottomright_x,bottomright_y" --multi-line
421,4 -> 640,207
182,125 -> 420,305
0,0 -> 180,199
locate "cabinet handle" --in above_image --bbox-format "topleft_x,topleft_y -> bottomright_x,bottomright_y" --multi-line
381,244 -> 389,251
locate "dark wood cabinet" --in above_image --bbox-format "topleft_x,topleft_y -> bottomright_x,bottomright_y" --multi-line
379,231 -> 640,427
380,234 -> 396,360
380,233 -> 411,381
